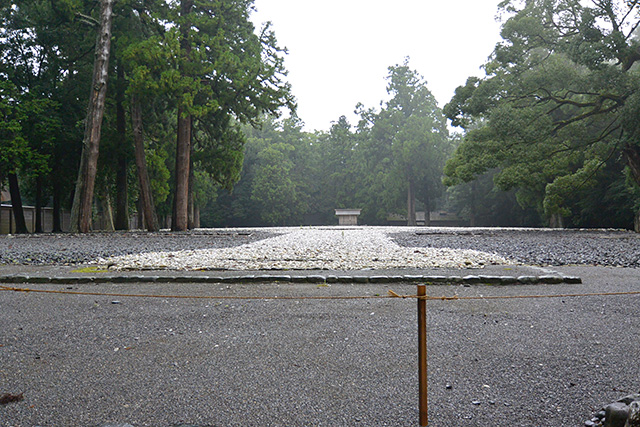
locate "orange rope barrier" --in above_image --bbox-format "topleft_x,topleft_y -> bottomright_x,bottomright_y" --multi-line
0,285 -> 393,300
2,285 -> 640,301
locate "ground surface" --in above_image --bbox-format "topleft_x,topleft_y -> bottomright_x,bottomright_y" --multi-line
0,227 -> 639,426
1,227 -> 639,268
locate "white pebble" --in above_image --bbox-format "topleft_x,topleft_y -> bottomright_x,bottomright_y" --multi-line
100,227 -> 512,271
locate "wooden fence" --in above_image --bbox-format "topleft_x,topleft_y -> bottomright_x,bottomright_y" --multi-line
1,204 -> 140,234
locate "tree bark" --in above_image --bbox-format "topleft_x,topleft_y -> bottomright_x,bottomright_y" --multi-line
407,178 -> 417,226
469,181 -> 477,227
69,0 -> 115,233
423,182 -> 432,227
171,0 -> 194,232
115,155 -> 129,230
194,204 -> 200,228
131,95 -> 160,232
52,180 -> 62,232
188,146 -> 196,229
172,109 -> 191,231
136,198 -> 144,230
114,63 -> 129,231
101,188 -> 115,231
623,145 -> 640,232
35,175 -> 43,233
549,213 -> 564,228
8,173 -> 28,234
624,145 -> 640,186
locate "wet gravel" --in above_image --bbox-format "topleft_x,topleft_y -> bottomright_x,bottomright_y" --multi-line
1,269 -> 639,427
1,227 -> 639,426
0,230 -> 278,265
1,227 -> 639,268
101,228 -> 510,271
391,228 -> 640,268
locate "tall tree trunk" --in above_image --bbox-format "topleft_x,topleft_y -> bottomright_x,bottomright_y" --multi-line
187,145 -> 196,229
194,204 -> 200,228
624,145 -> 640,186
136,198 -> 144,230
52,180 -> 62,232
69,0 -> 115,233
35,175 -> 43,233
115,155 -> 129,230
8,173 -> 28,234
101,188 -> 115,231
469,181 -> 477,227
131,95 -> 160,232
171,0 -> 194,232
114,63 -> 129,230
172,109 -> 191,231
407,178 -> 416,226
549,213 -> 564,228
623,145 -> 640,232
423,186 -> 431,227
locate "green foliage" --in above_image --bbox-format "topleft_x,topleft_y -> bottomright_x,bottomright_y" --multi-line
146,147 -> 171,206
445,169 -> 542,226
205,60 -> 454,228
122,0 -> 294,227
318,116 -> 360,213
358,58 -> 451,223
202,116 -> 316,227
0,81 -> 29,180
444,0 -> 640,229
0,0 -> 95,216
0,81 -> 56,181
193,116 -> 246,191
250,142 -> 299,225
10,0 -> 637,230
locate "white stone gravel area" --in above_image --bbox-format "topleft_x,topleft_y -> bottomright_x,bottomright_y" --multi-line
100,227 -> 512,270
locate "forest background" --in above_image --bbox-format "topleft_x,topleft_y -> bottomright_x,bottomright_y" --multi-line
2,0 -> 640,233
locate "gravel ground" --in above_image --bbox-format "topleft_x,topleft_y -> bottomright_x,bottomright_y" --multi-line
391,228 -> 640,268
0,230 -> 277,266
97,228 -> 511,271
1,227 -> 638,269
1,227 -> 639,426
1,268 -> 639,426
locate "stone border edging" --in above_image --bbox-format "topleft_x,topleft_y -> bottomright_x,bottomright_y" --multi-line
0,274 -> 582,285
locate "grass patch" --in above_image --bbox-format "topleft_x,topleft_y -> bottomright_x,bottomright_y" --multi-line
71,266 -> 111,274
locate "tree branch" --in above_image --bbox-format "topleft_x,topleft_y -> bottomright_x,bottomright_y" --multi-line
548,119 -> 621,156
75,12 -> 99,27
620,1 -> 640,31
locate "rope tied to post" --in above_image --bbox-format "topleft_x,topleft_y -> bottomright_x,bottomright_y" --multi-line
2,284 -> 640,301
387,290 -> 459,301
3,281 -> 640,427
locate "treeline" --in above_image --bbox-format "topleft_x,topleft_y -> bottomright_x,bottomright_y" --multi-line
1,0 -> 292,233
209,0 -> 640,230
206,60 -> 452,227
443,0 -> 640,231
2,0 -> 640,232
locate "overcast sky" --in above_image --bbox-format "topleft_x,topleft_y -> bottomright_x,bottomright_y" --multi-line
250,0 -> 505,132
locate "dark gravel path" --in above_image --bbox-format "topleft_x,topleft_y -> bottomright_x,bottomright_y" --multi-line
1,267 -> 639,426
0,230 -> 278,265
391,228 -> 640,268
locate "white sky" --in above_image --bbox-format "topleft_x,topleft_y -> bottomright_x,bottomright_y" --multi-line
251,0 -> 505,132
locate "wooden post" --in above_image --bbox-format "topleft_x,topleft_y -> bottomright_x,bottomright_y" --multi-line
418,284 -> 428,426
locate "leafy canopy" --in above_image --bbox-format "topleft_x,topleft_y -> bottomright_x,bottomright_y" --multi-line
444,0 -> 640,222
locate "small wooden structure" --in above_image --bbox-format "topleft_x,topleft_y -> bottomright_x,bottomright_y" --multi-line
335,208 -> 361,226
